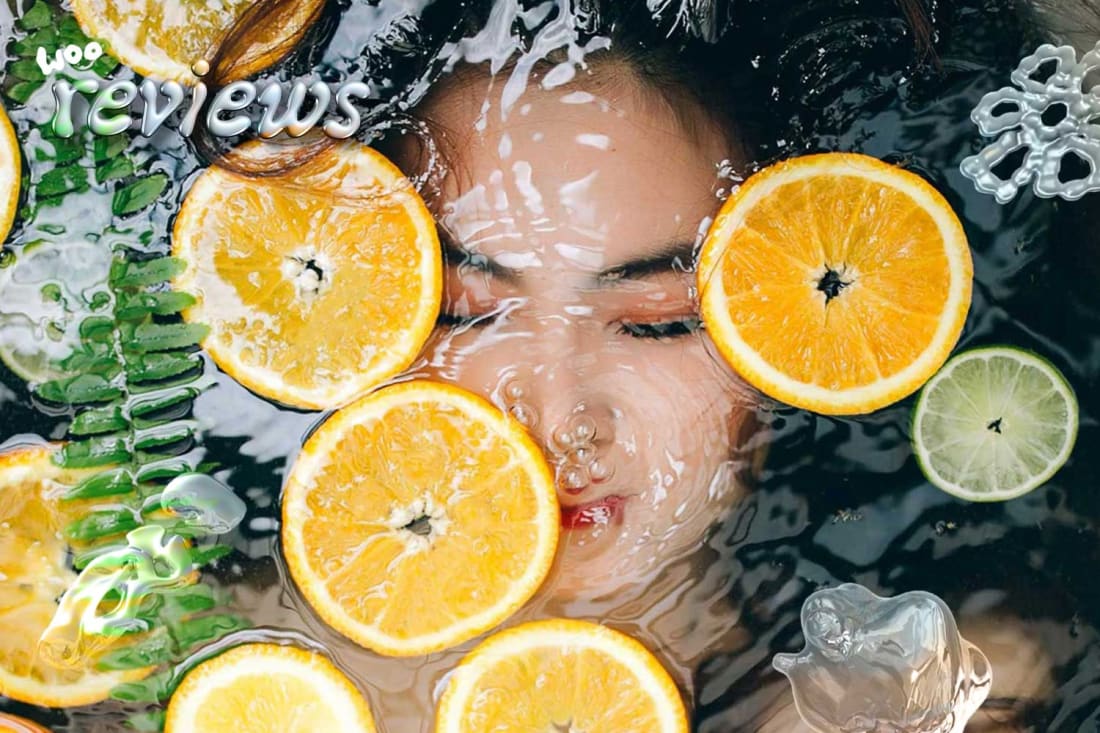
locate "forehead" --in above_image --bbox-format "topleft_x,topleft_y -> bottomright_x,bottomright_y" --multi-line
419,69 -> 733,270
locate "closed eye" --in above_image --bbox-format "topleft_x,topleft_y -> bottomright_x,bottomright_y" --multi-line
436,311 -> 498,329
617,317 -> 702,340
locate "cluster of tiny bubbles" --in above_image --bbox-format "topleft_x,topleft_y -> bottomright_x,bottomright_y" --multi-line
551,411 -> 614,493
496,373 -> 616,494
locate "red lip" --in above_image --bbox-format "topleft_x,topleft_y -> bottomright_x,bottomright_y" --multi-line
560,495 -> 627,529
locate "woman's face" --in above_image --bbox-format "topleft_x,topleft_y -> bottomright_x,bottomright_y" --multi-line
412,68 -> 759,597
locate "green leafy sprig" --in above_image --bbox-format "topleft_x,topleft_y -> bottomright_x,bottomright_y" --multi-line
5,1 -> 168,220
4,2 -> 251,724
4,2 -> 116,105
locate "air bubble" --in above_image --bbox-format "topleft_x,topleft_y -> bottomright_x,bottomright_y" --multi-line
589,458 -> 614,482
504,379 -> 527,401
508,402 -> 538,428
569,445 -> 596,465
160,473 -> 246,536
570,414 -> 597,443
551,428 -> 571,449
559,464 -> 590,492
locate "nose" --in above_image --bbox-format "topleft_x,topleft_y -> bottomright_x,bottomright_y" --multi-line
493,321 -> 618,497
547,405 -> 617,494
501,372 -> 618,496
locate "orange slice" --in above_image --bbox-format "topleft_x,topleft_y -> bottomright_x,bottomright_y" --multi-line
72,0 -> 324,83
281,380 -> 559,657
164,643 -> 376,733
0,101 -> 19,242
698,152 -> 973,415
0,446 -> 152,707
435,618 -> 688,733
173,140 -> 441,410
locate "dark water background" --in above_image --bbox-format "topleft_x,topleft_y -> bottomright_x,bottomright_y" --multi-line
1,0 -> 1099,730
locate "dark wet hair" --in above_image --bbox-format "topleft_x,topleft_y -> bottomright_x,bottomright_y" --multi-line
195,0 -> 949,176
1023,0 -> 1100,48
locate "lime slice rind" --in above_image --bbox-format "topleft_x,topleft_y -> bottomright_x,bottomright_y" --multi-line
912,346 -> 1078,502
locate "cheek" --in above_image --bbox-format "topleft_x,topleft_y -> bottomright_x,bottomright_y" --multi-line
619,337 -> 751,450
614,341 -> 756,507
420,327 -> 511,397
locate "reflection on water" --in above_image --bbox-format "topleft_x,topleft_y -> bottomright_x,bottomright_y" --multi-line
0,0 -> 1098,732
0,241 -> 113,384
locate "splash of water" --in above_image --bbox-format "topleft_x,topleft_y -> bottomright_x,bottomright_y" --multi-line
646,0 -> 729,42
441,0 -> 610,119
773,583 -> 992,733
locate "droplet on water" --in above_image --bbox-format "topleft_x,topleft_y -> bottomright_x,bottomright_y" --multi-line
160,473 -> 247,536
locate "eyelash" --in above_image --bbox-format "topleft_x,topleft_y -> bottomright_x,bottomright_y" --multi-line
436,312 -> 702,341
616,317 -> 702,340
436,312 -> 492,329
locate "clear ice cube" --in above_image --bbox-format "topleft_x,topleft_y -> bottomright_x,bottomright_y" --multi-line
773,583 -> 992,733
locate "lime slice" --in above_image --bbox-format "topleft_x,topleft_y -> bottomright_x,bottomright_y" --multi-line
0,240 -> 113,383
912,346 -> 1078,501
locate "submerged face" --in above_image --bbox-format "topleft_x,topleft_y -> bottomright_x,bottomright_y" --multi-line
410,63 -> 760,596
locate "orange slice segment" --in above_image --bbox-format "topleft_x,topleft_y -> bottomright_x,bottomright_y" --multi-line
164,643 -> 376,733
698,152 -> 973,415
0,446 -> 152,707
72,0 -> 323,83
173,140 -> 442,410
0,101 -> 19,242
435,618 -> 688,733
281,380 -> 559,657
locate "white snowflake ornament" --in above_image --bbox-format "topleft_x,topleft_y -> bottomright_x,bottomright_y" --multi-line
961,41 -> 1100,203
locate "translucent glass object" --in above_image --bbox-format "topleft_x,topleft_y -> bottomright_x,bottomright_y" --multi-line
961,41 -> 1100,202
773,583 -> 992,733
35,474 -> 245,669
159,473 -> 247,536
36,526 -> 195,668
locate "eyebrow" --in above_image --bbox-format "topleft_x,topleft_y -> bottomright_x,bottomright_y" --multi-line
440,229 -> 695,288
